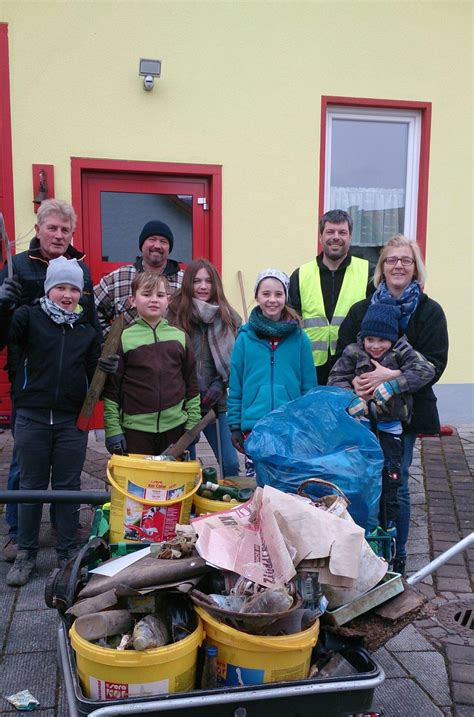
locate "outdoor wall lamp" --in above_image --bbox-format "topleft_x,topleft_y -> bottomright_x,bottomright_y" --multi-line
32,164 -> 54,212
139,58 -> 162,91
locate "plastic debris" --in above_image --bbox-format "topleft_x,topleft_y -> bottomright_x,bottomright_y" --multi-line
132,614 -> 170,650
6,690 -> 40,711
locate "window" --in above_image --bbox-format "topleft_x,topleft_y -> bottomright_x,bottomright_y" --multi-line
320,98 -> 431,262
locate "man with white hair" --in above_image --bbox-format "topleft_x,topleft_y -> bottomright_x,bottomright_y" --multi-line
0,199 -> 100,563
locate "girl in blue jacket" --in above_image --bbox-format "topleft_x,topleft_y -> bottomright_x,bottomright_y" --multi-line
228,269 -> 316,454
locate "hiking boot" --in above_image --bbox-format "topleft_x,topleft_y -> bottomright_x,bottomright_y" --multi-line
2,537 -> 18,563
6,551 -> 37,587
392,556 -> 406,577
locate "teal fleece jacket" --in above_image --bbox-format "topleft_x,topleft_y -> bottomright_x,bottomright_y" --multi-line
227,323 -> 317,432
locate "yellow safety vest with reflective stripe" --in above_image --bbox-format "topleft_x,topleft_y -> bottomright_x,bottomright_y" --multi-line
299,257 -> 369,366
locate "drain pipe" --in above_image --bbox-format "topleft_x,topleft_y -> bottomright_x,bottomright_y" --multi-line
406,532 -> 474,585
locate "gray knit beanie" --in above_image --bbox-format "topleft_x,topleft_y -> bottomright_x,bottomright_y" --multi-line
44,256 -> 84,296
254,269 -> 290,301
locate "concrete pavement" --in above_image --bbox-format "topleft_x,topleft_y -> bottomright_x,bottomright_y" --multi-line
0,426 -> 473,716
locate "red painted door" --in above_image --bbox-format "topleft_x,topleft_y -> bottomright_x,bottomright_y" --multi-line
79,170 -> 212,429
81,172 -> 210,286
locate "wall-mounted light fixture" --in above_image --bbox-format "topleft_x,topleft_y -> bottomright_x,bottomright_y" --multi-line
139,58 -> 162,92
32,164 -> 54,212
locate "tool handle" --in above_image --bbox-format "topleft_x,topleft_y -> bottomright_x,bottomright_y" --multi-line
76,315 -> 124,431
161,409 -> 216,458
0,213 -> 13,279
237,270 -> 249,323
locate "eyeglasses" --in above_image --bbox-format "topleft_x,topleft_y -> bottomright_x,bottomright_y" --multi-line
384,256 -> 415,267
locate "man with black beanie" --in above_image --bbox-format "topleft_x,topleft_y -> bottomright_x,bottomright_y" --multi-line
94,220 -> 184,335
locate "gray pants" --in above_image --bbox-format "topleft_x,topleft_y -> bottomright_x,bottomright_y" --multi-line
15,415 -> 88,557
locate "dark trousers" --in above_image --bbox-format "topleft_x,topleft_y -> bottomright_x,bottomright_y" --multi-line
124,424 -> 186,455
378,431 -> 403,529
15,415 -> 88,557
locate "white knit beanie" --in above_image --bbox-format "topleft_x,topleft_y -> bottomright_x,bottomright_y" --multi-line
254,269 -> 290,301
44,256 -> 84,295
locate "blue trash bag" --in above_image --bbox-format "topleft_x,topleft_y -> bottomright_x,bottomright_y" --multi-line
245,387 -> 383,531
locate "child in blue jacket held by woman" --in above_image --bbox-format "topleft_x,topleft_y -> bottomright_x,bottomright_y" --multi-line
228,269 -> 317,456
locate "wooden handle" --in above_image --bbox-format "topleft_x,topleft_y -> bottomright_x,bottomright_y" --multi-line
76,315 -> 124,431
160,409 -> 216,458
237,270 -> 249,322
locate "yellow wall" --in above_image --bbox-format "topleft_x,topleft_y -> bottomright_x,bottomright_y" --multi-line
1,0 -> 472,383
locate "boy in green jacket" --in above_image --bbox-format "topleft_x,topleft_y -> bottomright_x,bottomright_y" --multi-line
103,272 -> 200,455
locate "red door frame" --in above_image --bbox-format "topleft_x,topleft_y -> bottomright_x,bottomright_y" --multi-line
319,96 -> 432,256
82,172 -> 209,283
71,158 -> 222,272
0,24 -> 15,241
0,24 -> 15,424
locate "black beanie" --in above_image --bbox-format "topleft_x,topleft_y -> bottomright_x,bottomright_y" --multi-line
360,303 -> 401,343
138,221 -> 174,252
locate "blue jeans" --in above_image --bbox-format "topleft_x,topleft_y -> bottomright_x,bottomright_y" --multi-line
190,411 -> 240,477
395,429 -> 417,559
5,448 -> 20,539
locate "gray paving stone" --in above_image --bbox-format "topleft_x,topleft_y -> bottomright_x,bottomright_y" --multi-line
0,651 -> 57,710
385,624 -> 435,652
373,646 -> 408,677
452,682 -> 474,705
372,677 -> 445,716
447,645 -> 474,664
437,578 -> 472,593
395,651 -> 452,706
14,566 -> 56,610
451,664 -> 474,684
455,706 -> 474,717
407,538 -> 430,552
5,607 -> 58,653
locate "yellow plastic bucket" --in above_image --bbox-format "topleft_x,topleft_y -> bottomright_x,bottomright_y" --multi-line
106,454 -> 202,544
70,619 -> 203,700
195,606 -> 319,686
193,493 -> 235,515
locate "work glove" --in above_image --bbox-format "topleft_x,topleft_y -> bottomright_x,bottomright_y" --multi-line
0,276 -> 22,309
347,396 -> 368,419
231,429 -> 245,454
105,433 -> 128,455
98,354 -> 120,374
373,380 -> 401,406
202,378 -> 224,410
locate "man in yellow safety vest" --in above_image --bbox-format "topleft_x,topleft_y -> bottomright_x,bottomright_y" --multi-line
289,209 -> 371,385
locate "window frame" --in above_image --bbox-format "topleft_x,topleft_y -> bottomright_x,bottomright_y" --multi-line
319,96 -> 432,256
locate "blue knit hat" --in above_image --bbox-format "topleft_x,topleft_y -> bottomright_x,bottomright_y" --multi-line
360,303 -> 401,343
138,221 -> 174,252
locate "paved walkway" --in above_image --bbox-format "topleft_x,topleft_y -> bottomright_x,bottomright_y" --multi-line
0,426 -> 472,716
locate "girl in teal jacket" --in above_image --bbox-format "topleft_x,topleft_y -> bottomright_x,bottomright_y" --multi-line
228,269 -> 317,453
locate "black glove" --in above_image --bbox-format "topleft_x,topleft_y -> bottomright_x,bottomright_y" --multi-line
105,433 -> 127,455
202,379 -> 224,410
0,276 -> 22,309
98,354 -> 120,374
231,429 -> 245,454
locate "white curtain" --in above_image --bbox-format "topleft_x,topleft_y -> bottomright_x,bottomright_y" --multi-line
329,187 -> 405,246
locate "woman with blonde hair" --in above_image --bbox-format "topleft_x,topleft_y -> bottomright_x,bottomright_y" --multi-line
335,235 -> 448,574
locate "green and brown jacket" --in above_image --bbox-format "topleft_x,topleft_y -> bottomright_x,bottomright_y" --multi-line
103,318 -> 200,437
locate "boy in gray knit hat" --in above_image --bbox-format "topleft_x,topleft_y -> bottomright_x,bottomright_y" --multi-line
6,257 -> 101,587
